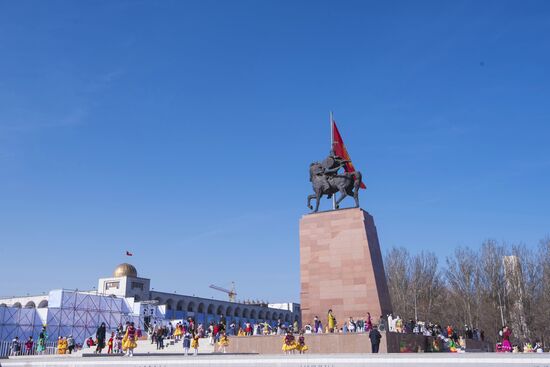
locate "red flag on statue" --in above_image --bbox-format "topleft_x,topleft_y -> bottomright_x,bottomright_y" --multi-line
332,120 -> 366,189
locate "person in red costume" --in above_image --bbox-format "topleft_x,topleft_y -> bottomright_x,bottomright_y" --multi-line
501,326 -> 512,352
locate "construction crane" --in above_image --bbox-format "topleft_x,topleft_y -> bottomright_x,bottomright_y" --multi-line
209,282 -> 237,302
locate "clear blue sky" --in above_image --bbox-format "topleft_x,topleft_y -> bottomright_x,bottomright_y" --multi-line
1,0 -> 549,303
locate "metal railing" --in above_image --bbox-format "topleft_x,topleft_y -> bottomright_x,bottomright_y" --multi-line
0,341 -> 57,358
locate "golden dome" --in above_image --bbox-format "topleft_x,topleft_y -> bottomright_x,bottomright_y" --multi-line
113,263 -> 138,278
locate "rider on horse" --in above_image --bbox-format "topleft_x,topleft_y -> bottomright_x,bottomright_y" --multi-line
319,150 -> 350,196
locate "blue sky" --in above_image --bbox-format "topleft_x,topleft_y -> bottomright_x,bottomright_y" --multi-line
1,0 -> 549,303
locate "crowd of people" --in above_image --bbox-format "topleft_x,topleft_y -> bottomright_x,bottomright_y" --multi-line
301,309 -> 382,353
298,309 -> 544,354
84,321 -> 140,357
495,326 -> 544,353
9,336 -> 41,356
384,314 -> 485,340
10,311 -> 381,356
147,316 -> 231,355
305,311 -> 375,334
9,327 -> 50,356
146,315 -> 310,355
384,315 -> 545,353
8,321 -> 142,357
54,335 -> 76,354
10,309 -> 546,357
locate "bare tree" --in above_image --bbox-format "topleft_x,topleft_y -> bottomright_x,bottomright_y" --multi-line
385,247 -> 411,318
385,248 -> 445,322
410,251 -> 443,323
445,247 -> 480,328
478,240 -> 507,336
532,238 -> 550,346
384,238 -> 550,347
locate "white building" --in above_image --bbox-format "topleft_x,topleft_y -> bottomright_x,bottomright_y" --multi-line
0,263 -> 300,343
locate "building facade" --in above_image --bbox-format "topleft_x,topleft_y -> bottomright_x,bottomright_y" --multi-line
97,263 -> 300,326
0,263 -> 300,343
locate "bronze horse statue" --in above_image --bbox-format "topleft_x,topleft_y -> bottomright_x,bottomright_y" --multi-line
307,162 -> 362,212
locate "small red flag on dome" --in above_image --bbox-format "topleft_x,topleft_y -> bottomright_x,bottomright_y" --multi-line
332,120 -> 366,189
126,251 -> 133,256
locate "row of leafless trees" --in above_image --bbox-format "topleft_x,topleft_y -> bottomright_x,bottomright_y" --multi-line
384,238 -> 550,345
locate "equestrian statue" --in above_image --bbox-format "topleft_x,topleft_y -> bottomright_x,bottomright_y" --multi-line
307,150 -> 363,213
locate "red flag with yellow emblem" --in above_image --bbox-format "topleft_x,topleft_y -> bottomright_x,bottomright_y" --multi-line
332,120 -> 366,189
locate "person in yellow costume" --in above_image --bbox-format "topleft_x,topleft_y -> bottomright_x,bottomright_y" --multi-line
57,336 -> 67,354
296,332 -> 308,354
62,337 -> 69,354
327,309 -> 336,333
218,332 -> 229,353
395,318 -> 403,333
122,322 -> 137,357
263,322 -> 270,335
174,323 -> 183,341
282,331 -> 297,354
191,334 -> 200,355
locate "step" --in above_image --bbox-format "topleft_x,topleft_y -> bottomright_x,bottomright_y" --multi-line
67,337 -> 215,357
134,338 -> 215,354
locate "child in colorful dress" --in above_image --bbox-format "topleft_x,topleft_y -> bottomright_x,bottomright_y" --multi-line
282,331 -> 296,354
501,326 -> 512,352
10,337 -> 21,356
297,332 -> 308,354
174,323 -> 183,341
208,323 -> 215,346
107,332 -> 114,354
62,337 -> 68,354
366,313 -> 373,332
25,337 -> 34,355
36,327 -> 47,355
191,334 -> 200,356
447,338 -> 457,353
115,333 -> 123,354
122,322 -> 137,357
395,318 -> 403,333
183,331 -> 192,356
86,337 -> 95,348
57,337 -> 67,355
188,318 -> 195,335
327,310 -> 336,333
218,332 -> 229,353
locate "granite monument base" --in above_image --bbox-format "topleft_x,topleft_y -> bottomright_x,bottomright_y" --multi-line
226,333 -> 493,354
299,208 -> 392,328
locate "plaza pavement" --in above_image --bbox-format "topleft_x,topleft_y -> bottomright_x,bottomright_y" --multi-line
2,353 -> 550,367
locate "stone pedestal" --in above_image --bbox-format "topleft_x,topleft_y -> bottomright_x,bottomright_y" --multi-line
299,208 -> 392,328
